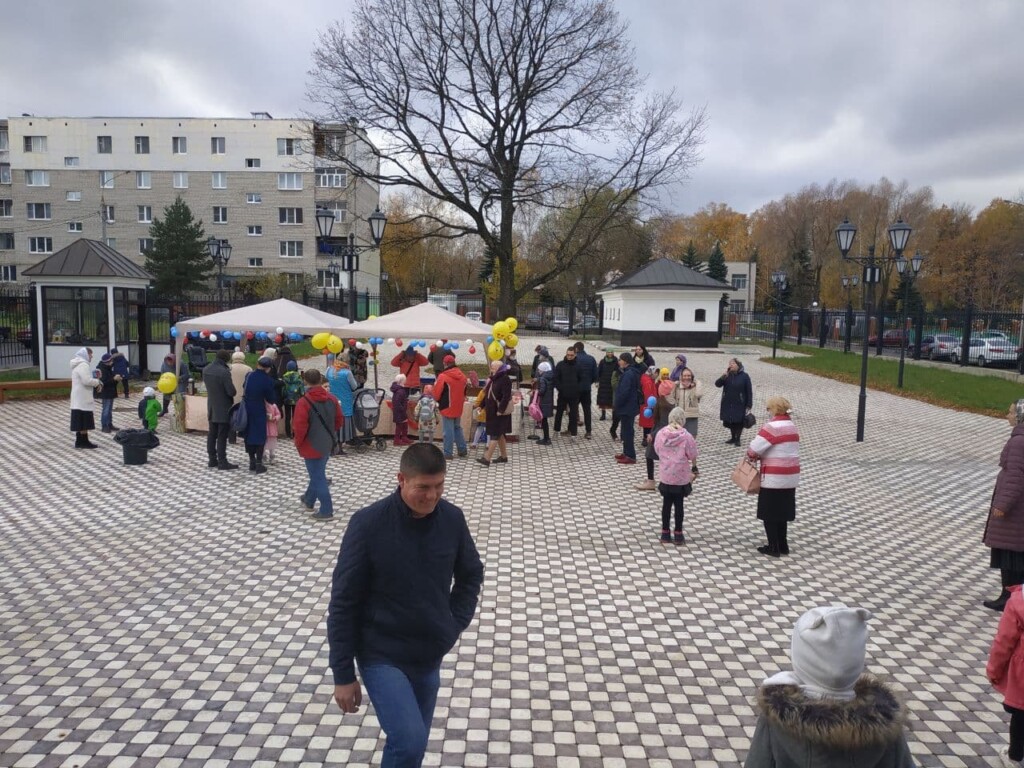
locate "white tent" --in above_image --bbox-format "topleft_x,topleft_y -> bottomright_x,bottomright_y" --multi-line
342,302 -> 493,341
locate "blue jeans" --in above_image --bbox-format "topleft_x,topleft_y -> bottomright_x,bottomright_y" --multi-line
100,398 -> 114,430
441,416 -> 466,458
302,456 -> 333,516
360,663 -> 440,768
619,414 -> 636,459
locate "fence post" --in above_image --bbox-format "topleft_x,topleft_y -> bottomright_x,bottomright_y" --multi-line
913,305 -> 924,360
796,308 -> 804,346
959,304 -> 973,366
818,305 -> 827,348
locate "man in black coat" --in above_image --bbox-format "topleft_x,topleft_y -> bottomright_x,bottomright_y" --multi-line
553,346 -> 583,437
572,341 -> 598,439
203,349 -> 238,469
613,353 -> 642,463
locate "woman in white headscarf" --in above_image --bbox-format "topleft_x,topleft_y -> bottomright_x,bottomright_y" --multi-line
70,347 -> 101,448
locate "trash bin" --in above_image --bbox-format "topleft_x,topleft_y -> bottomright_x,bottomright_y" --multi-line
114,428 -> 160,465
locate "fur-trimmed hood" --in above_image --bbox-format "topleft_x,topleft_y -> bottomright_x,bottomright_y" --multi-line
756,676 -> 909,750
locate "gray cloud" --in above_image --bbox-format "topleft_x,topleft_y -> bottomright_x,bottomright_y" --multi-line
2,0 -> 1021,214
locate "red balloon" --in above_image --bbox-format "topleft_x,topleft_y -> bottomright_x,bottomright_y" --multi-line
430,344 -> 437,351
274,334 -> 283,343
348,338 -> 357,346
396,338 -> 403,347
200,330 -> 209,338
469,346 -> 477,354
246,331 -> 254,340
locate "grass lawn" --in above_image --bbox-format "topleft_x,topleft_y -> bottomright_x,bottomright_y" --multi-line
763,343 -> 1021,418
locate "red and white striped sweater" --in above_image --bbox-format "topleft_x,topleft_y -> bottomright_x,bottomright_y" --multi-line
747,415 -> 800,489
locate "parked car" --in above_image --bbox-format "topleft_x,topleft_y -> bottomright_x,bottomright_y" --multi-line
465,311 -> 482,323
17,329 -> 33,349
978,330 -> 1013,342
524,312 -> 545,330
549,317 -> 570,334
867,329 -> 909,347
928,334 -> 960,361
950,338 -> 1017,367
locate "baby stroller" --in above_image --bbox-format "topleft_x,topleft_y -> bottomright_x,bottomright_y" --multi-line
352,388 -> 387,452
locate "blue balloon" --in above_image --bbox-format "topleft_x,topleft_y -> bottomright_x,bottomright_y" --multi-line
486,335 -> 494,344
643,408 -> 653,418
647,396 -> 657,407
170,327 -> 178,337
451,342 -> 459,350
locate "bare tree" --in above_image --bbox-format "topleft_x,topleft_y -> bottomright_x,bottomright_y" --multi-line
307,0 -> 705,316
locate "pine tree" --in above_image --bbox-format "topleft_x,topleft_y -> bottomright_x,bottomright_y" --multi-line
706,240 -> 728,283
889,271 -> 924,314
681,240 -> 704,273
788,247 -> 814,309
146,197 -> 214,299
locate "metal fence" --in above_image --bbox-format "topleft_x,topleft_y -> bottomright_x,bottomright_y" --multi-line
0,287 -> 35,367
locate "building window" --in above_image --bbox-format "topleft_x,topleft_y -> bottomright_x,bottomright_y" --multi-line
29,237 -> 53,253
318,269 -> 342,288
64,156 -> 80,167
99,171 -> 114,189
328,203 -> 347,224
278,207 -> 303,225
139,238 -> 153,254
245,158 -> 261,169
211,172 -> 227,189
66,191 -> 82,202
0,265 -> 16,282
97,136 -> 112,153
316,167 -> 347,188
26,203 -> 51,220
212,206 -> 228,224
731,274 -> 748,290
26,170 -> 50,187
105,237 -> 116,249
172,136 -> 187,154
136,171 -> 151,189
730,300 -> 747,313
277,138 -> 297,156
103,205 -> 115,223
68,222 -> 83,232
246,192 -> 262,204
663,308 -> 675,323
0,200 -> 10,217
135,136 -> 150,154
0,129 -> 7,151
248,257 -> 263,268
0,164 -> 11,184
279,240 -> 303,258
247,225 -> 263,236
695,308 -> 706,323
173,172 -> 188,189
138,205 -> 152,223
23,136 -> 47,152
0,232 -> 13,249
211,136 -> 226,154
277,172 -> 302,190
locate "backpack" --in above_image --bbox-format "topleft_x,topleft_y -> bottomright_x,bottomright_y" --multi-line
229,402 -> 248,433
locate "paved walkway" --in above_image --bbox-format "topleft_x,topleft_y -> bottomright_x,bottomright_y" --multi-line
0,342 -> 1011,767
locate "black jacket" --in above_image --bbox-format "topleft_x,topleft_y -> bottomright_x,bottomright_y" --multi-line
203,359 -> 237,424
534,371 -> 555,417
576,350 -> 598,389
327,490 -> 484,685
715,370 -> 753,425
553,358 -> 583,397
613,364 -> 642,416
98,364 -> 119,399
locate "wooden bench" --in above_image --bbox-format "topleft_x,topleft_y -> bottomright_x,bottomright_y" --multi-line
0,379 -> 72,404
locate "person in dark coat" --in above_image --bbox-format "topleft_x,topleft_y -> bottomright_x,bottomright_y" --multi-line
97,353 -> 120,433
477,360 -> 512,466
110,347 -> 131,398
596,349 -> 617,421
983,399 -> 1024,611
715,357 -> 753,445
553,346 -> 583,437
572,341 -> 598,438
633,344 -> 655,369
428,341 -> 449,375
533,361 -> 555,445
159,353 -> 189,416
531,345 -> 553,380
613,353 -> 642,463
348,341 -> 369,388
242,357 -> 277,473
275,345 -> 297,378
203,349 -> 238,470
505,349 -> 523,384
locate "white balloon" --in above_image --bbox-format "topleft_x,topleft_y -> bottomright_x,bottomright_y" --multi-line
436,339 -> 444,347
275,326 -> 284,335
209,333 -> 218,342
465,338 -> 473,345
355,342 -> 363,350
387,337 -> 395,343
499,339 -> 506,347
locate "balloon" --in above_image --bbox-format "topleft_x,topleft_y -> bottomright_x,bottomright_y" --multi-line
465,339 -> 472,345
506,317 -> 518,332
170,327 -> 178,338
499,339 -> 506,347
274,334 -> 283,344
661,368 -> 670,377
487,341 -> 504,361
486,335 -> 494,344
506,333 -> 519,349
469,346 -> 477,354
209,333 -> 218,342
200,330 -> 209,338
275,326 -> 284,335
430,344 -> 437,352
647,396 -> 657,407
387,337 -> 395,344
311,333 -> 330,350
246,331 -> 255,340
492,320 -> 509,338
327,335 -> 344,355
436,339 -> 444,347
368,314 -> 377,320
355,342 -> 363,350
451,342 -> 459,350
157,373 -> 178,394
396,338 -> 403,347
348,338 -> 357,346
643,408 -> 653,419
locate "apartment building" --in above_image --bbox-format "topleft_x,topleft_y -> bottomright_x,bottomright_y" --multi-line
0,114 -> 381,292
724,260 -> 757,312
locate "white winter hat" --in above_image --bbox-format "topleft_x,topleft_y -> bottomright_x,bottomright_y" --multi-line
764,604 -> 871,700
537,361 -> 552,373
143,386 -> 156,397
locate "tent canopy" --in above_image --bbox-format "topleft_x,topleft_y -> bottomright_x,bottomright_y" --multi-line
342,302 -> 493,341
174,298 -> 350,336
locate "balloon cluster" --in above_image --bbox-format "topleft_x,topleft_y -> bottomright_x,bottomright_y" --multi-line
173,326 -> 302,345
643,395 -> 657,419
485,317 -> 519,360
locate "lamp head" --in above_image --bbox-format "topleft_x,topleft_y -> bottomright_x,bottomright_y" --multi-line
911,250 -> 923,273
206,236 -> 220,258
315,208 -> 335,240
835,218 -> 857,257
887,218 -> 912,255
368,207 -> 387,245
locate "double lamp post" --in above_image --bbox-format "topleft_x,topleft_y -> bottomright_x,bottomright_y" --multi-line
315,208 -> 387,321
770,270 -> 787,359
206,237 -> 232,304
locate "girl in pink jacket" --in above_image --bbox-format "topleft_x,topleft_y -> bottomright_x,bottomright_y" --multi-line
653,407 -> 699,545
988,584 -> 1024,766
265,402 -> 282,463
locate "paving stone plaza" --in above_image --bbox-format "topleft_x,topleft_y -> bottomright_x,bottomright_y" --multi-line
0,341 -> 1013,767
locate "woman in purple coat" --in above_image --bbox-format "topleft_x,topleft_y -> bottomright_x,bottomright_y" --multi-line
983,399 -> 1024,611
477,360 -> 512,466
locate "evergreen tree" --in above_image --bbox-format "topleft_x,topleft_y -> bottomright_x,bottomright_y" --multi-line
706,240 -> 728,283
681,240 -> 704,273
146,197 -> 213,298
889,271 -> 924,314
788,247 -> 814,309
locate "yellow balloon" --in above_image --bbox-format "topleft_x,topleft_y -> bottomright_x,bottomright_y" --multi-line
492,320 -> 509,338
311,332 -> 330,350
327,335 -> 344,355
506,332 -> 519,349
487,341 -> 504,361
157,373 -> 177,394
505,317 -> 518,333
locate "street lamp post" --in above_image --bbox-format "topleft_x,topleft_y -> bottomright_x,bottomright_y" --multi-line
895,250 -> 924,388
770,270 -> 787,359
315,208 -> 387,321
841,274 -> 860,353
207,237 -> 232,305
327,260 -> 342,310
835,217 -> 912,442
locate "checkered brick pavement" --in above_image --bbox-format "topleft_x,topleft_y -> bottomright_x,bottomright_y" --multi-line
0,341 -> 1012,766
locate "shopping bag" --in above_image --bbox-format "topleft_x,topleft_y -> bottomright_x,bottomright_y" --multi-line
730,455 -> 761,494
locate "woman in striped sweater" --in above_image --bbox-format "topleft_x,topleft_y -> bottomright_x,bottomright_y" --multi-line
747,396 -> 800,558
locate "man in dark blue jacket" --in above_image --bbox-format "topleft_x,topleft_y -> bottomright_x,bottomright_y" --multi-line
573,341 -> 598,439
613,352 -> 642,463
327,443 -> 483,767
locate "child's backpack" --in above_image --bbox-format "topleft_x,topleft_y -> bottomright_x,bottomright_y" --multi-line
415,398 -> 436,423
229,402 -> 248,433
283,372 -> 304,404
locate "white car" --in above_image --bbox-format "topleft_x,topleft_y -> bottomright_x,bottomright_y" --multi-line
465,311 -> 482,322
951,338 -> 1016,367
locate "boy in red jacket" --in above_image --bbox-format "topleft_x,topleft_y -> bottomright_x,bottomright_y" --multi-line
434,355 -> 469,459
293,369 -> 343,520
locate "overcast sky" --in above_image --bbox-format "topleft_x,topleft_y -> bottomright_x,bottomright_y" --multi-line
2,0 -> 1022,216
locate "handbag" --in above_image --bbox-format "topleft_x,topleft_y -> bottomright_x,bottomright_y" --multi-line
528,390 -> 544,422
730,455 -> 761,494
743,411 -> 756,429
490,386 -> 514,417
